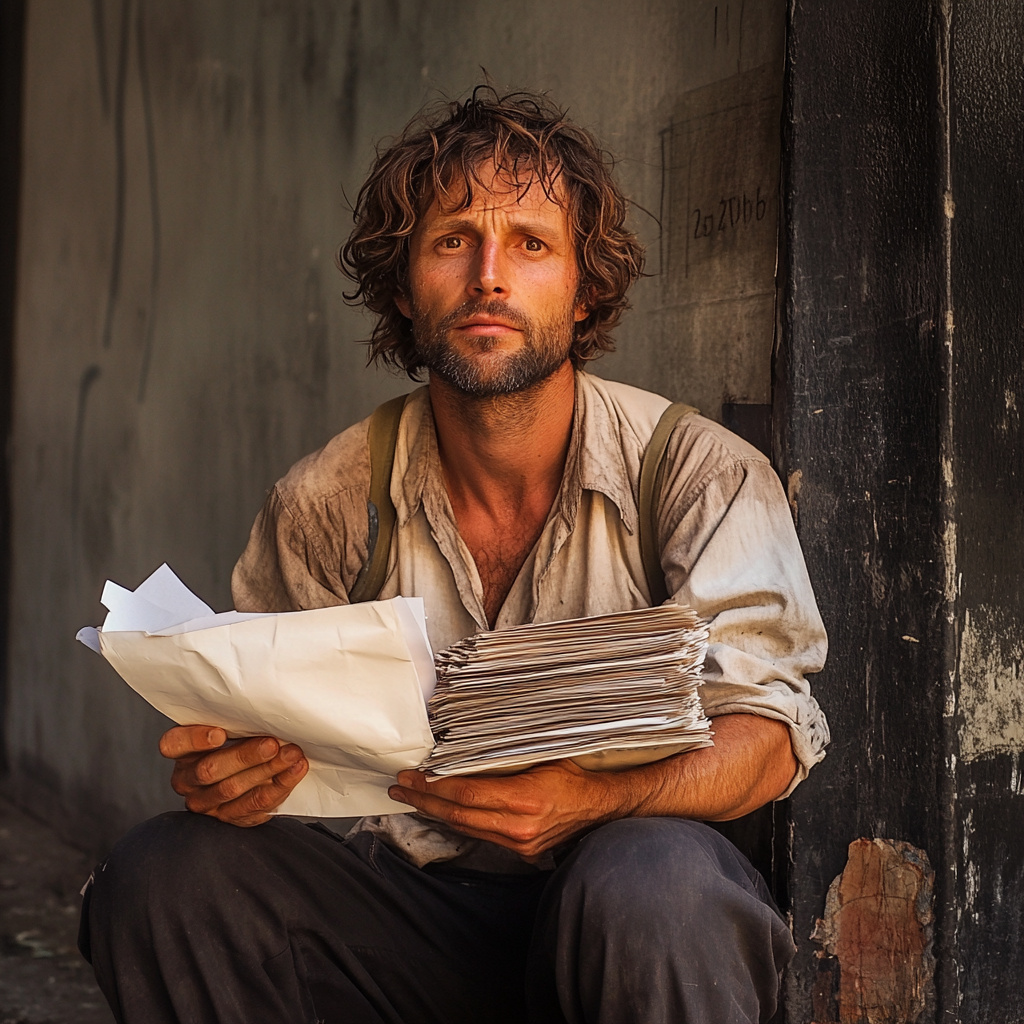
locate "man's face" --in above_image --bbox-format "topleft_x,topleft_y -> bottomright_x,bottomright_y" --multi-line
395,163 -> 589,397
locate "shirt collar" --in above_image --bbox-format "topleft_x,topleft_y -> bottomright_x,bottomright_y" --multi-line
393,371 -> 641,535
392,385 -> 434,526
573,371 -> 641,534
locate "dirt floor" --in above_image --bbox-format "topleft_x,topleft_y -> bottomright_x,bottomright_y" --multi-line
0,798 -> 113,1024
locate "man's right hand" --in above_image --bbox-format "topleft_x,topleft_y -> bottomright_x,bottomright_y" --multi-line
159,725 -> 309,827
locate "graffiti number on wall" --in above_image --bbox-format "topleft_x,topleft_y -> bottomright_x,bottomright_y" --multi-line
692,186 -> 768,240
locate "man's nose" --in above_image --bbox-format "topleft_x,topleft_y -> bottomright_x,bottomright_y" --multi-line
470,237 -> 508,297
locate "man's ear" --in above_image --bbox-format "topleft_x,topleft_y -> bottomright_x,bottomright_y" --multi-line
395,293 -> 412,319
573,282 -> 591,323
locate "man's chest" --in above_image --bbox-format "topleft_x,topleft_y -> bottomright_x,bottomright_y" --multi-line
455,503 -> 551,627
381,490 -> 651,653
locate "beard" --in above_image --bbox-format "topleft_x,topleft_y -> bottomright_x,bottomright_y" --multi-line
411,298 -> 575,397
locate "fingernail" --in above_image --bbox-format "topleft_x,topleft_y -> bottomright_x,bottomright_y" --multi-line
389,787 -> 403,800
259,738 -> 278,758
206,728 -> 222,745
281,746 -> 301,764
286,760 -> 305,775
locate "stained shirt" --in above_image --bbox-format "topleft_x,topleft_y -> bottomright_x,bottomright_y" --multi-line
231,372 -> 830,868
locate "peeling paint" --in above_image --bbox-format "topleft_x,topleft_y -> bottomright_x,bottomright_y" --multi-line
787,468 -> 803,525
1010,753 -> 1024,796
942,520 -> 957,602
811,839 -> 935,1023
959,605 -> 1024,761
965,859 -> 980,908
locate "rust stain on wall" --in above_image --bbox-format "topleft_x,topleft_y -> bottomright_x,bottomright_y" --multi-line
810,838 -> 936,1023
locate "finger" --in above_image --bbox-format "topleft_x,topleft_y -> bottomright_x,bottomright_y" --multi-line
389,785 -> 528,836
395,769 -> 430,790
389,785 -> 572,856
396,769 -> 512,796
397,773 -> 545,815
177,744 -> 303,805
392,782 -> 567,854
209,759 -> 309,826
159,725 -> 227,760
395,761 -> 576,789
180,737 -> 294,789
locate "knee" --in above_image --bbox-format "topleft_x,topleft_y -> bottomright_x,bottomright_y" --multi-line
97,812 -> 233,888
558,818 -> 753,928
89,811 -> 294,919
538,820 -> 793,1021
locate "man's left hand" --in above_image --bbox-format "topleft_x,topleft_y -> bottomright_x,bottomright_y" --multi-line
389,760 -> 628,859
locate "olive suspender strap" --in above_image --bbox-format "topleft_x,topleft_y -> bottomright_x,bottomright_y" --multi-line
348,394 -> 408,604
637,402 -> 699,607
348,395 -> 698,606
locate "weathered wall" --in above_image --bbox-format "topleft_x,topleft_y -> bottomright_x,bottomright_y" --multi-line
7,0 -> 785,848
780,1 -> 1024,1021
778,3 -> 948,1018
948,0 -> 1024,1016
0,4 -> 25,775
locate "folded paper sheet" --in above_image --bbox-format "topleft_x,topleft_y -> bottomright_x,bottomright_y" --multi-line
77,565 -> 436,817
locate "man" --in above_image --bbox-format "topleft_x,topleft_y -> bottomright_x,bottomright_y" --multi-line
81,89 -> 829,1023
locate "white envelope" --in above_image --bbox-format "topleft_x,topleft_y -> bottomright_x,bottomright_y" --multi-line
78,565 -> 436,817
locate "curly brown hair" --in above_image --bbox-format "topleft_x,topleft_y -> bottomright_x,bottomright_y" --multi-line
338,87 -> 645,378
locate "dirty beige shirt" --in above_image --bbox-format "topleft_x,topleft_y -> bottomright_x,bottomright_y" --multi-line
232,372 -> 829,867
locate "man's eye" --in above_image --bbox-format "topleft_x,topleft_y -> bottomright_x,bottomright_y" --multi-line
525,238 -> 543,252
442,237 -> 462,249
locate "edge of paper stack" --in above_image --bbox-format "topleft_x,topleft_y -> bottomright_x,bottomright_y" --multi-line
421,603 -> 713,778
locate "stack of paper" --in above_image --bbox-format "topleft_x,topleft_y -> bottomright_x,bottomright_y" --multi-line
420,604 -> 713,777
77,565 -> 436,818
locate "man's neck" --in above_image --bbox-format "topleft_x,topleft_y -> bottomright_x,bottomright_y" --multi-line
428,361 -> 576,625
429,361 -> 576,515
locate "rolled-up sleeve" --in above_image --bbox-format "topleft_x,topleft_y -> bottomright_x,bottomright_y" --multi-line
658,425 -> 830,796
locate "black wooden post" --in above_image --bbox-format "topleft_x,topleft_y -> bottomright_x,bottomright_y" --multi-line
778,2 -> 1024,1021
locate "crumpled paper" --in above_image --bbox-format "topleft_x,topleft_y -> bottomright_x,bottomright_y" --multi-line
77,564 -> 435,817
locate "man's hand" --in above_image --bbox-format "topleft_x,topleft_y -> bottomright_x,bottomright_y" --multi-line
389,714 -> 798,858
160,725 -> 309,827
390,760 -> 626,860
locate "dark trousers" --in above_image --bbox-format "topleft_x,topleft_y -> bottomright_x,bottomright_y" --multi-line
80,813 -> 795,1024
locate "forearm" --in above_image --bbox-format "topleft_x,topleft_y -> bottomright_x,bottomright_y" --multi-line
390,713 -> 798,858
606,714 -> 798,822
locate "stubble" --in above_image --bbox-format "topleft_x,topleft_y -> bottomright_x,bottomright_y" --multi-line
412,298 -> 575,398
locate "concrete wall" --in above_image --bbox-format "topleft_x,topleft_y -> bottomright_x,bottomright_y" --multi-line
7,0 -> 785,847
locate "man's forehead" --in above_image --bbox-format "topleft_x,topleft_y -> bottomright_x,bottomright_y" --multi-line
427,160 -> 568,220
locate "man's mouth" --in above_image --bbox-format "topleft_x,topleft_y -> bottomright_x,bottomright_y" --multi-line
454,315 -> 522,336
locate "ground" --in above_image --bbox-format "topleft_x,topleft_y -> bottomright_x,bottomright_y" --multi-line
0,798 -> 113,1024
